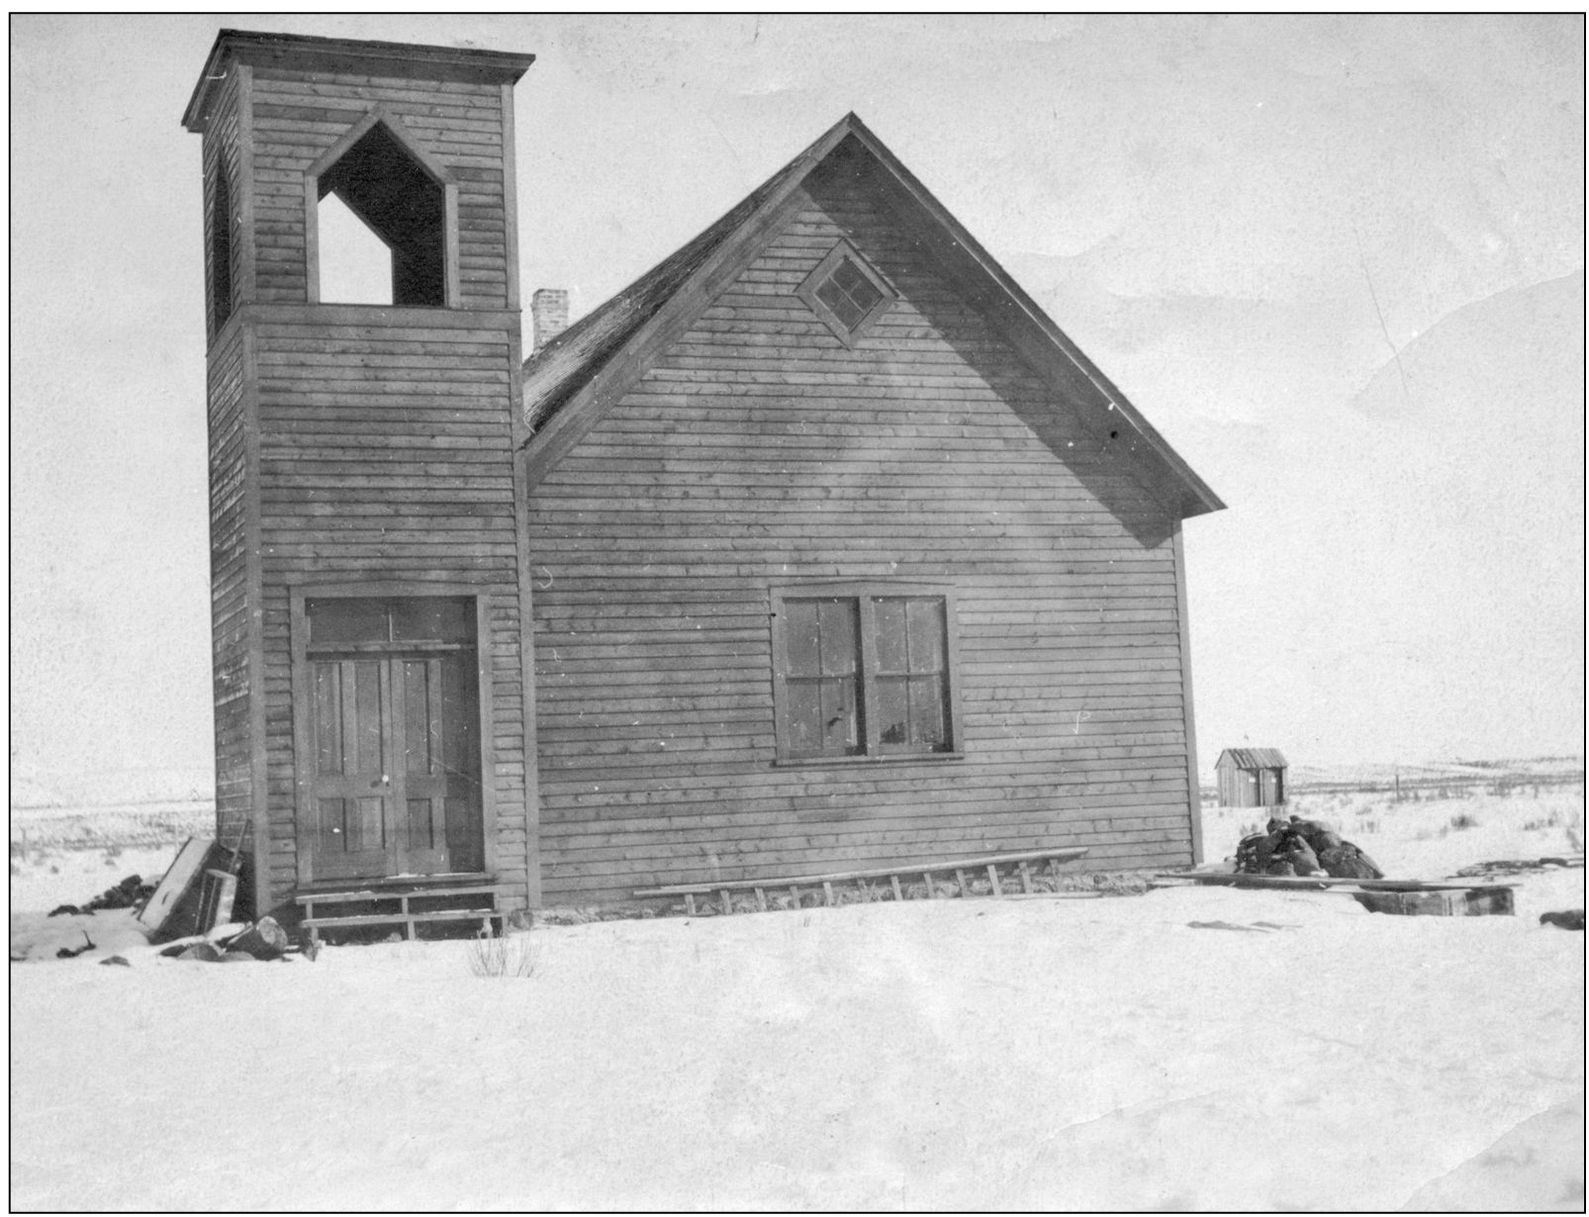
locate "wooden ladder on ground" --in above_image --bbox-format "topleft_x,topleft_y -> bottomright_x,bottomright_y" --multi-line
633,847 -> 1089,916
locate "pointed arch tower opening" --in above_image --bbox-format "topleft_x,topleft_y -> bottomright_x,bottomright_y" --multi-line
307,112 -> 457,307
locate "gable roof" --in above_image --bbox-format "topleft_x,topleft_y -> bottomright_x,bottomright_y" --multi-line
520,113 -> 1225,520
520,118 -> 846,436
1215,748 -> 1289,771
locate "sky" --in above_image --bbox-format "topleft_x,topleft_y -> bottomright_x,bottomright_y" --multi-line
9,14 -> 1585,795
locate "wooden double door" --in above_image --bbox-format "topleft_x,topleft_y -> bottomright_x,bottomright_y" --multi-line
307,649 -> 483,882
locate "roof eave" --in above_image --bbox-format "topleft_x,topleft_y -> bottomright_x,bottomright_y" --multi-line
839,115 -> 1224,520
183,28 -> 535,133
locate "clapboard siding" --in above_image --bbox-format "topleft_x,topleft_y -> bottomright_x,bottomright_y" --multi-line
247,68 -> 508,308
249,316 -> 529,906
207,324 -> 252,867
526,168 -> 1194,904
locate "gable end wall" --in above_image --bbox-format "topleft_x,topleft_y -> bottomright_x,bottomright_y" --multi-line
525,171 -> 1195,904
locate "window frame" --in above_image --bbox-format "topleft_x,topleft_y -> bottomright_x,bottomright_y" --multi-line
796,239 -> 896,347
303,106 -> 461,309
769,582 -> 965,766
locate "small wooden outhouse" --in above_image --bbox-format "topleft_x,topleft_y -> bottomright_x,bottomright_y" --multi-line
1214,748 -> 1289,808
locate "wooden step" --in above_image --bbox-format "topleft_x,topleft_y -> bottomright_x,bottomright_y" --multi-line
295,883 -> 506,907
295,881 -> 508,943
301,909 -> 502,930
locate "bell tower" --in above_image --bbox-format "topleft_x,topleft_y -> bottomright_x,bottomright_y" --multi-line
183,31 -> 539,920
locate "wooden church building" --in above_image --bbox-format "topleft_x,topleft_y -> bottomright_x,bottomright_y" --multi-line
184,30 -> 1224,921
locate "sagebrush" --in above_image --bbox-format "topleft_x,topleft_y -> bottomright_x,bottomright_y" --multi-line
468,930 -> 539,978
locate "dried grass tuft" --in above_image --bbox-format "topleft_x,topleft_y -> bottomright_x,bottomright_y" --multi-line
468,929 -> 539,979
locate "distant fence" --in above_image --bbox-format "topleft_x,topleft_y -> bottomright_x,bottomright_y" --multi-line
1202,770 -> 1584,803
9,800 -> 214,852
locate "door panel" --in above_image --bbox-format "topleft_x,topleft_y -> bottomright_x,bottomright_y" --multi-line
309,659 -> 395,880
395,657 -> 450,874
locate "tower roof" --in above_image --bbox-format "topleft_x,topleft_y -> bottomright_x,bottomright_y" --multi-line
183,28 -> 535,133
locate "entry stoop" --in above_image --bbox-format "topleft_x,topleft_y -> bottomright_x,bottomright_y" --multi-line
296,880 -> 510,945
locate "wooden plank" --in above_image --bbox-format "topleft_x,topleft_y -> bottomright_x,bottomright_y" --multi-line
301,909 -> 503,928
138,838 -> 216,935
822,881 -> 835,906
890,874 -> 903,901
1354,888 -> 1515,917
292,883 -> 507,905
1172,523 -> 1203,866
955,868 -> 970,897
986,864 -> 1002,896
1153,873 -> 1517,893
1018,861 -> 1033,893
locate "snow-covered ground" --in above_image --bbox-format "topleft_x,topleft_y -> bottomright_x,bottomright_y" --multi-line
10,783 -> 1585,1210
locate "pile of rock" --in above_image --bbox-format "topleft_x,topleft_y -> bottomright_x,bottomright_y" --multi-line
46,873 -> 156,918
1235,815 -> 1383,879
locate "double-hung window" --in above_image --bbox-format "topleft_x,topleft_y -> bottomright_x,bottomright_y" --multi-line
771,584 -> 963,763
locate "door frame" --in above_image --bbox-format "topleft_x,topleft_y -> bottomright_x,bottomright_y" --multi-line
290,582 -> 498,889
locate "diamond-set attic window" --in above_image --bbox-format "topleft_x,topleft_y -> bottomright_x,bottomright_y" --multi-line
797,240 -> 895,345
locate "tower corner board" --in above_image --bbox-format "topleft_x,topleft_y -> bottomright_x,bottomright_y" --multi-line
187,33 -> 1222,915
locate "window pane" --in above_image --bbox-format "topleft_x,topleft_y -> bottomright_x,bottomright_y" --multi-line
906,599 -> 947,672
909,673 -> 948,749
831,257 -> 867,295
873,598 -> 907,673
815,276 -> 866,330
816,599 -> 858,676
392,597 -> 473,644
308,598 -> 389,646
784,601 -> 821,676
876,675 -> 909,745
785,678 -> 823,754
820,676 -> 859,753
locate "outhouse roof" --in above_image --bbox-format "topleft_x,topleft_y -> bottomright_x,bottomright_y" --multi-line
1215,748 -> 1289,771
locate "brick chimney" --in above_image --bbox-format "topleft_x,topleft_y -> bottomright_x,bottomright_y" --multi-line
531,288 -> 569,352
